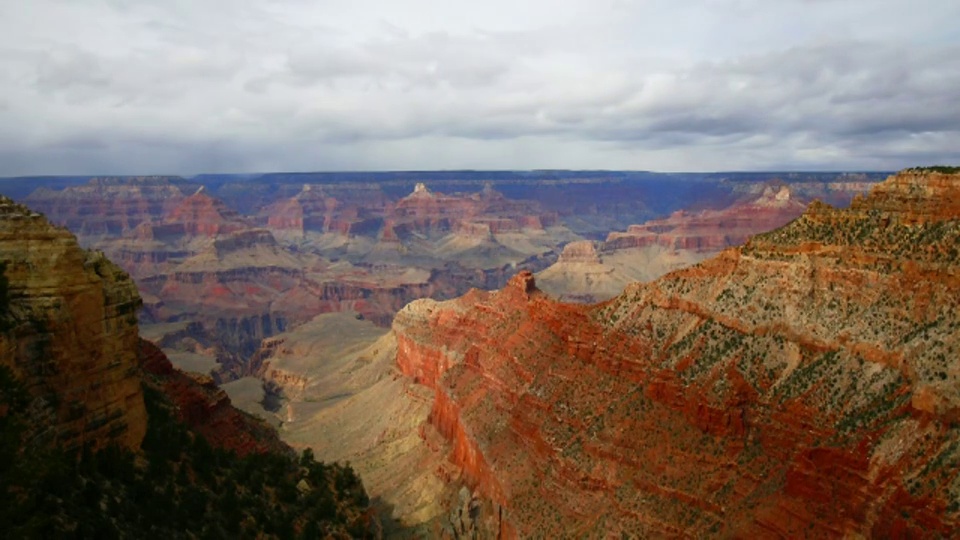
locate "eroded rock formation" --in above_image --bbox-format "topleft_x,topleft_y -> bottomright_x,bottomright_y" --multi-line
537,185 -> 818,302
391,171 -> 960,537
23,176 -> 196,239
139,339 -> 291,456
0,196 -> 147,452
605,184 -> 807,252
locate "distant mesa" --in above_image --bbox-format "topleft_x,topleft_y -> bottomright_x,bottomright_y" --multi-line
557,240 -> 602,265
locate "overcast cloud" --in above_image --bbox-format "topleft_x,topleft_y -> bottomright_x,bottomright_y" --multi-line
0,0 -> 958,175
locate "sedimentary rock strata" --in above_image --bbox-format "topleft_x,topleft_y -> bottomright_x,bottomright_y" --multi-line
392,171 -> 960,537
0,196 -> 147,452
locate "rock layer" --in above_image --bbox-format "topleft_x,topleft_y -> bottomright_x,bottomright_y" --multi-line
23,176 -> 196,239
392,171 -> 960,537
139,339 -> 290,456
0,196 -> 147,452
538,185 -> 815,302
605,184 -> 807,252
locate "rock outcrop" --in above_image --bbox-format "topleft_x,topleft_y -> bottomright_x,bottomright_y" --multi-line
391,170 -> 960,537
535,241 -> 637,302
139,339 -> 291,456
389,183 -> 559,239
162,186 -> 252,238
0,196 -> 147,452
0,195 -> 375,537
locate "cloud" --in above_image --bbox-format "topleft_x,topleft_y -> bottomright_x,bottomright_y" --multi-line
0,0 -> 958,175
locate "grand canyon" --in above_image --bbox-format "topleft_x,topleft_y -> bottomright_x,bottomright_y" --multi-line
5,167 -> 960,537
6,0 -> 960,536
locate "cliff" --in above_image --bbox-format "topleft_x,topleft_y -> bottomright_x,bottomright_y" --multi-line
605,184 -> 807,252
138,339 -> 293,456
261,183 -> 389,239
391,170 -> 960,537
0,195 -> 374,538
0,196 -> 147,452
166,187 -> 251,238
22,176 -> 196,240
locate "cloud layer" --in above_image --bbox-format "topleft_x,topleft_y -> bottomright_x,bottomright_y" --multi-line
1,0 -> 958,174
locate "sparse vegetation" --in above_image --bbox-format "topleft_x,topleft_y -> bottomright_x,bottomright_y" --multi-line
906,165 -> 960,174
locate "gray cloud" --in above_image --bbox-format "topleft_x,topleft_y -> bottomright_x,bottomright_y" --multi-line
1,0 -> 959,175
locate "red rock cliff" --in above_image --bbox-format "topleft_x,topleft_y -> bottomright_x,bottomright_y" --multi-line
605,184 -> 808,252
139,339 -> 290,456
392,171 -> 960,537
23,176 -> 195,240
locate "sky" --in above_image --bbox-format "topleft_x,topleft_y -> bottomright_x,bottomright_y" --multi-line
0,0 -> 958,175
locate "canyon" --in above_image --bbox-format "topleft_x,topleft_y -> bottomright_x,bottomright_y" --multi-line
537,184 -> 812,302
379,169 -> 960,536
9,169 -> 908,535
18,171 -> 880,382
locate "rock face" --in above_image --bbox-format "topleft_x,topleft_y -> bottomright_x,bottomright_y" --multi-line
164,187 -> 251,238
387,183 -> 558,239
23,176 -> 196,239
260,183 -> 390,239
0,196 -> 147,452
139,339 -> 290,456
391,171 -> 960,537
606,184 -> 808,252
556,240 -> 602,264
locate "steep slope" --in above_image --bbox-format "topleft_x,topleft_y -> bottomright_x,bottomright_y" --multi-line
391,170 -> 960,537
139,339 -> 292,457
0,196 -> 147,452
242,312 -> 453,535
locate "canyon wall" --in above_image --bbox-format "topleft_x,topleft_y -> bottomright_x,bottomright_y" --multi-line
392,171 -> 960,537
0,196 -> 146,452
17,173 -> 881,402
